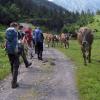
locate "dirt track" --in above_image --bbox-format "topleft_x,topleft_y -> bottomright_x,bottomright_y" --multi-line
0,48 -> 79,100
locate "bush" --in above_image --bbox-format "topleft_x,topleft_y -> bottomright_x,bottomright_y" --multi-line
62,24 -> 79,34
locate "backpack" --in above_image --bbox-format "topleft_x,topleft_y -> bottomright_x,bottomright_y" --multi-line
6,30 -> 14,42
6,28 -> 18,54
35,29 -> 43,43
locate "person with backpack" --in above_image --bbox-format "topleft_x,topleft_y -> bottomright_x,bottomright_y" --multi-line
18,25 -> 32,68
5,22 -> 19,89
34,27 -> 44,60
25,27 -> 33,59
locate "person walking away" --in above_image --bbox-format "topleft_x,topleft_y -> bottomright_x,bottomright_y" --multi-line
25,27 -> 33,59
33,29 -> 37,54
32,29 -> 35,49
34,27 -> 44,60
18,25 -> 32,68
5,22 -> 19,89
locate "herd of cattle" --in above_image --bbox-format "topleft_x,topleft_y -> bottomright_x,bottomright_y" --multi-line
43,32 -> 71,48
43,27 -> 94,65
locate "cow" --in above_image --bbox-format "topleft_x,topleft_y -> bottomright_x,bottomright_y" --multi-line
77,27 -> 94,65
45,33 -> 55,47
60,33 -> 69,48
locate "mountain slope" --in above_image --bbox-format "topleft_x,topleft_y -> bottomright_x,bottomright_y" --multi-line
52,0 -> 100,12
0,0 -> 69,24
32,0 -> 67,12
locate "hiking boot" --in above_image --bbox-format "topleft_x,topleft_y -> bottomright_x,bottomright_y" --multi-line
40,57 -> 43,60
38,57 -> 43,61
26,62 -> 32,68
12,83 -> 19,89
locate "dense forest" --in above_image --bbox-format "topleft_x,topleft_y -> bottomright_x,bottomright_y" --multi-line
0,0 -> 94,33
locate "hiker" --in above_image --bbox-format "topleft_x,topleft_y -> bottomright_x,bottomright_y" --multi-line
32,29 -> 35,49
18,25 -> 32,68
5,22 -> 19,89
34,27 -> 44,60
25,27 -> 33,59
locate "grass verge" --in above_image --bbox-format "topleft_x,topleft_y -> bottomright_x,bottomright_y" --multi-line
0,48 -> 10,80
56,38 -> 100,100
0,26 -> 10,80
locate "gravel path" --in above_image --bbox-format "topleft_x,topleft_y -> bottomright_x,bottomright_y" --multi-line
0,48 -> 79,100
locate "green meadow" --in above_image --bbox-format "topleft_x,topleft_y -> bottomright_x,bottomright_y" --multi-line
0,25 -> 10,80
57,15 -> 100,100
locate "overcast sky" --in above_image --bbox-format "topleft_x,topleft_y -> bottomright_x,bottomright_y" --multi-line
48,0 -> 100,12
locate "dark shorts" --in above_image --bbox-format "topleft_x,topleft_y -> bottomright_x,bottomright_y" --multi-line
35,42 -> 43,53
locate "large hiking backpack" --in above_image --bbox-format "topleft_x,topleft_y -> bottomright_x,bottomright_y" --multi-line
6,28 -> 18,54
35,29 -> 43,43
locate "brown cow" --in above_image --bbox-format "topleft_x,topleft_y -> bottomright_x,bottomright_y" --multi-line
77,27 -> 94,65
53,35 -> 60,46
43,33 -> 48,42
60,33 -> 69,48
45,33 -> 55,47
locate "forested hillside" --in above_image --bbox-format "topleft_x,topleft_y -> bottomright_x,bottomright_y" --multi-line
0,0 -> 94,32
